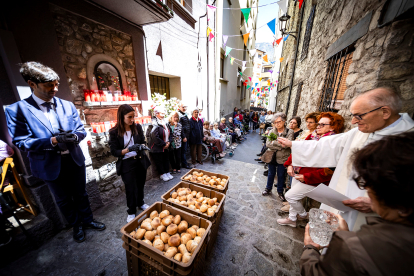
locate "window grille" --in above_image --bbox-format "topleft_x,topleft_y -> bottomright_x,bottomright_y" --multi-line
292,82 -> 303,116
220,53 -> 224,78
319,46 -> 354,112
149,74 -> 170,99
300,5 -> 316,61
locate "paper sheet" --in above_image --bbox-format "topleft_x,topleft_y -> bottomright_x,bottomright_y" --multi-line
305,184 -> 354,212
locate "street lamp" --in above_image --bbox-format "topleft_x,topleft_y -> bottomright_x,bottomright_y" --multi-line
279,13 -> 297,39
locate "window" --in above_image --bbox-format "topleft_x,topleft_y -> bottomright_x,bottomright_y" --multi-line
149,74 -> 170,99
319,47 -> 354,112
292,82 -> 303,116
258,54 -> 262,58
220,53 -> 224,79
300,5 -> 316,61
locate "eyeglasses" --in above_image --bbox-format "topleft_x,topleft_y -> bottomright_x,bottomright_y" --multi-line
273,120 -> 284,124
316,123 -> 331,128
351,106 -> 383,121
353,175 -> 366,190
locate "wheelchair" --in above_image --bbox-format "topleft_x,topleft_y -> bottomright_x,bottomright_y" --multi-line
202,140 -> 224,164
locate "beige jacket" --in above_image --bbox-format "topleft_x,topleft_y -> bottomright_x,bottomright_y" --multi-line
263,127 -> 293,164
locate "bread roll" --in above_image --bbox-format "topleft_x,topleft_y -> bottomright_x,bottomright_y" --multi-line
153,239 -> 164,251
173,215 -> 181,225
165,246 -> 177,258
171,192 -> 178,199
167,224 -> 178,235
197,228 -> 206,237
151,217 -> 161,229
159,210 -> 170,218
162,217 -> 172,226
141,221 -> 152,231
150,211 -> 158,219
178,244 -> 188,254
182,252 -> 191,263
143,239 -> 152,246
174,253 -> 182,262
178,220 -> 188,233
161,232 -> 170,243
187,227 -> 196,239
135,228 -> 146,240
144,230 -> 155,241
168,234 -> 181,247
157,225 -> 166,235
181,233 -> 192,245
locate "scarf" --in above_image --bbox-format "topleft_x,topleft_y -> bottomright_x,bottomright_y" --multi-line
192,116 -> 199,122
293,130 -> 335,173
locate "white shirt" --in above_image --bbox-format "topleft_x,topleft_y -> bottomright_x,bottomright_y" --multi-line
123,131 -> 137,160
32,94 -> 70,154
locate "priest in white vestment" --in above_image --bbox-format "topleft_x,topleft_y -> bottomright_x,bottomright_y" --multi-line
278,87 -> 414,231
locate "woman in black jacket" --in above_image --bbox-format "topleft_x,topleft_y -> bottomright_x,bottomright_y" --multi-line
109,104 -> 151,223
189,108 -> 205,166
149,106 -> 173,182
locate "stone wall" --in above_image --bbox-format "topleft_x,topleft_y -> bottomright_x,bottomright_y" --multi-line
276,0 -> 414,130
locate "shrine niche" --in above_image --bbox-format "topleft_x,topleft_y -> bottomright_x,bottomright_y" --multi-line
94,61 -> 123,91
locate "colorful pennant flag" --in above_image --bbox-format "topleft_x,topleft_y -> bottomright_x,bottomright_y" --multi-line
267,18 -> 276,35
223,35 -> 229,48
275,37 -> 283,45
255,83 -> 258,87
277,0 -> 287,14
209,32 -> 214,42
269,70 -> 273,73
247,85 -> 250,89
241,8 -> 251,24
263,55 -> 268,62
271,61 -> 275,64
243,32 -> 250,46
156,41 -> 163,60
283,34 -> 290,41
239,72 -> 243,76
225,46 -> 232,57
250,49 -> 256,56
248,77 -> 251,82
230,57 -> 234,65
207,27 -> 212,36
279,57 -> 284,62
259,77 -> 262,81
299,0 -> 304,9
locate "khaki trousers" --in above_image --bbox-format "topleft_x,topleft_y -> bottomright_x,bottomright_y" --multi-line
190,144 -> 202,164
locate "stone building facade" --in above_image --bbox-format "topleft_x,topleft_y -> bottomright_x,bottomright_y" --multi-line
275,0 -> 414,130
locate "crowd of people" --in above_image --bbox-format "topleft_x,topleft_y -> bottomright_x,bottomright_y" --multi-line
2,61 -> 414,275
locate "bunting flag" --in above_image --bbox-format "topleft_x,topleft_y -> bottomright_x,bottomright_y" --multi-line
239,71 -> 243,76
283,34 -> 290,41
248,77 -> 251,82
263,55 -> 268,62
259,77 -> 262,81
275,37 -> 283,45
208,32 -> 215,42
255,83 -> 258,87
271,61 -> 275,64
279,57 -> 284,62
225,46 -> 232,57
267,18 -> 276,35
275,80 -> 279,83
223,35 -> 229,48
241,8 -> 251,24
277,0 -> 288,14
156,41 -> 163,60
267,80 -> 270,85
207,5 -> 216,21
242,61 -> 247,72
269,70 -> 273,73
243,32 -> 250,46
230,57 -> 234,65
249,49 -> 256,57
299,0 -> 304,9
207,27 -> 212,36
247,85 -> 250,89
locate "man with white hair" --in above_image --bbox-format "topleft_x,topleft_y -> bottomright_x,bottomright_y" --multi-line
278,87 -> 414,230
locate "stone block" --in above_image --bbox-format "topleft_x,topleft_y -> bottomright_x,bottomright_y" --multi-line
65,39 -> 83,55
54,19 -> 73,36
123,44 -> 133,56
101,36 -> 113,51
365,39 -> 375,49
81,23 -> 93,32
111,34 -> 124,45
400,79 -> 414,100
345,73 -> 358,86
353,42 -> 364,61
380,49 -> 412,64
378,63 -> 414,80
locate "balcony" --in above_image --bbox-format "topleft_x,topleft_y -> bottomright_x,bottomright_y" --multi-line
89,0 -> 174,26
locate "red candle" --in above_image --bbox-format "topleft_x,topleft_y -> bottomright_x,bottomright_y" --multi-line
91,93 -> 96,102
84,90 -> 91,102
91,123 -> 97,133
99,122 -> 105,133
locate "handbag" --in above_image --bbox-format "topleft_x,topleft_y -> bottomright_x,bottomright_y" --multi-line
259,123 -> 266,129
261,149 -> 275,164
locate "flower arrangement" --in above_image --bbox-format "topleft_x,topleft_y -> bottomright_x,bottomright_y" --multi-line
149,93 -> 181,117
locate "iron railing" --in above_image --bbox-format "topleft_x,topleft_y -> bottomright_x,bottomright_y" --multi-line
318,46 -> 353,112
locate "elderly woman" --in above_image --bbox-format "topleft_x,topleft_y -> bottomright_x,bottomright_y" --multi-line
219,117 -> 236,145
265,110 -> 273,129
150,106 -> 173,182
227,117 -> 242,138
211,123 -> 227,152
167,111 -> 183,174
297,112 -> 319,141
203,121 -> 225,158
259,111 -> 266,135
189,108 -> 205,166
261,113 -> 294,201
277,112 -> 345,227
300,132 -> 414,275
288,116 -> 303,140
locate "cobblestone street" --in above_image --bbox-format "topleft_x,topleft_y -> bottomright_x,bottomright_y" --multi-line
1,133 -> 305,276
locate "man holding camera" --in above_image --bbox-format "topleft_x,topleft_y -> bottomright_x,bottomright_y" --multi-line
5,62 -> 105,243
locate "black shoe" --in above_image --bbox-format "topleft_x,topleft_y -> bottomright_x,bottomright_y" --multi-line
73,224 -> 86,243
254,158 -> 261,161
171,170 -> 177,174
84,220 -> 106,231
256,153 -> 262,156
257,161 -> 265,164
183,164 -> 192,169
262,189 -> 272,196
278,193 -> 287,202
263,170 -> 268,176
197,161 -> 204,165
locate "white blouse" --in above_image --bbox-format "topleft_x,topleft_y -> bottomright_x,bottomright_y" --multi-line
123,131 -> 137,160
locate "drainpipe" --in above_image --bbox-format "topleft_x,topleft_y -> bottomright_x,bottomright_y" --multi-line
285,1 -> 305,115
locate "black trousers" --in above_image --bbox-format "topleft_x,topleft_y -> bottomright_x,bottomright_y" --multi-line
169,147 -> 181,170
120,157 -> 147,215
151,151 -> 170,175
45,155 -> 93,227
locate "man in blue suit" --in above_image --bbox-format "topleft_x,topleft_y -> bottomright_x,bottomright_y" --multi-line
5,62 -> 105,243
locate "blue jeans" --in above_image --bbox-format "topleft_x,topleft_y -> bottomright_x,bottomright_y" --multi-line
181,141 -> 188,167
266,163 -> 287,194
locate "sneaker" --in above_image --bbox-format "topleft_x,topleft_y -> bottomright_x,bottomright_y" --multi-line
167,173 -> 174,180
220,153 -> 226,158
262,189 -> 272,196
127,214 -> 136,223
297,213 -> 309,220
160,174 -> 169,182
277,218 -> 297,227
281,204 -> 290,212
140,204 -> 150,210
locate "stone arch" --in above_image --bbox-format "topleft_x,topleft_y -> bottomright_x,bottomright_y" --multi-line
86,54 -> 127,90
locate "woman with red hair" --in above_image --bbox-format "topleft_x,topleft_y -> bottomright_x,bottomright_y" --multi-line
277,112 -> 345,228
